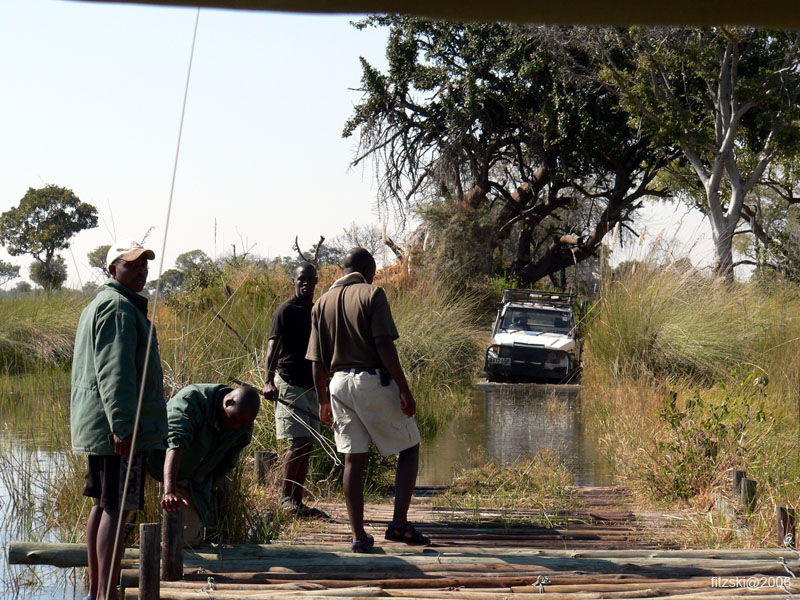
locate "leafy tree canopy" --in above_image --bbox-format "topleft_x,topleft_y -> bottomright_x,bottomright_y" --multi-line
29,256 -> 67,291
175,249 -> 212,274
0,259 -> 20,287
559,26 -> 800,277
87,244 -> 111,279
0,185 -> 98,261
0,185 -> 98,291
345,18 -> 672,287
14,281 -> 32,294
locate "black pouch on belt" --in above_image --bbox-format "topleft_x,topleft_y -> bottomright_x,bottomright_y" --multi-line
379,365 -> 391,386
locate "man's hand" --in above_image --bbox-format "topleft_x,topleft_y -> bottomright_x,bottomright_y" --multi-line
319,400 -> 333,426
399,390 -> 416,418
161,490 -> 189,512
113,433 -> 133,457
262,381 -> 278,401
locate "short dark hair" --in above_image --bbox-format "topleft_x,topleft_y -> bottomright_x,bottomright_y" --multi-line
343,247 -> 376,275
294,261 -> 317,277
233,385 -> 261,422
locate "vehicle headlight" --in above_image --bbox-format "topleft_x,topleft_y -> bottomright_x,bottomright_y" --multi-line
487,345 -> 500,358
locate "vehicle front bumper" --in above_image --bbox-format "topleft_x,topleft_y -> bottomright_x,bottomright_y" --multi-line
485,344 -> 572,379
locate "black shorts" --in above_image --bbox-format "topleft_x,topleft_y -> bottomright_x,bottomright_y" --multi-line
82,453 -> 146,511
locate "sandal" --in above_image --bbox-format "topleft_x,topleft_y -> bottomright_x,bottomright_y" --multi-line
350,534 -> 374,553
280,498 -> 330,519
295,504 -> 330,519
384,521 -> 431,545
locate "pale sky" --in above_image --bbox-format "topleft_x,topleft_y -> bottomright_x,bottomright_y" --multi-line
0,0 -> 391,288
0,0 -> 717,290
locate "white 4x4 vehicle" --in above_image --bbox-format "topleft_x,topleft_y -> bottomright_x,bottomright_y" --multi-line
484,289 -> 581,383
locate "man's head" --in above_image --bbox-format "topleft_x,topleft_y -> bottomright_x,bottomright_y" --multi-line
343,247 -> 376,284
293,262 -> 317,303
107,240 -> 155,293
218,385 -> 261,431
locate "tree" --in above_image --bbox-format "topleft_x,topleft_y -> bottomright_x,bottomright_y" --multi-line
30,256 -> 67,290
570,27 -> 800,279
14,281 -> 32,295
0,259 -> 20,287
345,18 -> 672,286
175,249 -> 212,274
0,185 -> 98,291
145,268 -> 185,296
87,244 -> 111,279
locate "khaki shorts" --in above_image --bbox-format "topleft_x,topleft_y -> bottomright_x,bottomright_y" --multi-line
175,480 -> 204,546
275,373 -> 320,440
329,370 -> 421,456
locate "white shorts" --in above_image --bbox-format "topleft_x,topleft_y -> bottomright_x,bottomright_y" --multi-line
329,370 -> 421,456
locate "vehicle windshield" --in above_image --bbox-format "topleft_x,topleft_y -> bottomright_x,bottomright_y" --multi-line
500,308 -> 571,334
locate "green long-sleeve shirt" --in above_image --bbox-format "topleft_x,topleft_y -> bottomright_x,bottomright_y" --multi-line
148,384 -> 253,525
70,279 -> 167,455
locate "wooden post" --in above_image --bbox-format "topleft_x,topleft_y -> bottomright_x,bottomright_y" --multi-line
255,451 -> 277,484
732,469 -> 746,499
138,523 -> 160,600
777,505 -> 796,547
161,507 -> 184,581
741,478 -> 757,512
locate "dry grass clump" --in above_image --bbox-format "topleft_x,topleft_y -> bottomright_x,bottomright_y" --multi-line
588,263 -> 765,382
434,448 -> 575,527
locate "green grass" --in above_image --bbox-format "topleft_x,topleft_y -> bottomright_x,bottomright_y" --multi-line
0,294 -> 85,372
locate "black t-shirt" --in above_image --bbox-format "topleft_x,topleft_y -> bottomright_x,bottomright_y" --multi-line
268,295 -> 313,389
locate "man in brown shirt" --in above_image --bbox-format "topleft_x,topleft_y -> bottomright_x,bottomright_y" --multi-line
306,247 -> 430,552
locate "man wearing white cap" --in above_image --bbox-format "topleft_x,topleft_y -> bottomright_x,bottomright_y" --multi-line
71,239 -> 167,600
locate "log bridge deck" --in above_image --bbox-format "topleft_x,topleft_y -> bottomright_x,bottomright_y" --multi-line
10,486 -> 800,598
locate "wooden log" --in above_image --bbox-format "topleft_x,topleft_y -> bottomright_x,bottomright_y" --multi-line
732,469 -> 746,499
177,543 -> 800,561
8,542 -> 138,567
138,523 -> 160,600
124,587 -> 391,599
741,478 -> 758,512
161,507 -> 184,581
255,450 -> 277,483
776,505 -> 796,548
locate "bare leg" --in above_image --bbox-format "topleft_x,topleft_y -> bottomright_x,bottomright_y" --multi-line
343,452 -> 368,542
86,503 -> 102,598
392,444 -> 419,526
282,437 -> 313,504
95,508 -> 133,600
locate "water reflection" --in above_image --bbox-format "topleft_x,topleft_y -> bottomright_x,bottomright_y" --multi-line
0,433 -> 86,600
418,384 -> 612,487
1,374 -> 85,600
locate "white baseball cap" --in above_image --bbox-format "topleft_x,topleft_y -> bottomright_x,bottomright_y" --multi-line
106,240 -> 156,269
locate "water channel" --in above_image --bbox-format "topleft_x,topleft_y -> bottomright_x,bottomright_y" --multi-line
1,382 -> 611,599
418,383 -> 612,487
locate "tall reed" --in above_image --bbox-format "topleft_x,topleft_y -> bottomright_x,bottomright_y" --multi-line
0,294 -> 84,372
583,261 -> 800,546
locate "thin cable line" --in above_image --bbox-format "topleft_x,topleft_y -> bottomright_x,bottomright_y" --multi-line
106,9 -> 201,600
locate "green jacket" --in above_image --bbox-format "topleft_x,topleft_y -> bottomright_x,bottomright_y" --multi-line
70,279 -> 167,455
147,384 -> 254,525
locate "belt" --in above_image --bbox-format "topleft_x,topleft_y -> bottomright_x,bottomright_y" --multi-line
336,368 -> 377,375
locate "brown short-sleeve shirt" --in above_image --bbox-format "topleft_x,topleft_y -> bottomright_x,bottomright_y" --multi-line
306,281 -> 398,373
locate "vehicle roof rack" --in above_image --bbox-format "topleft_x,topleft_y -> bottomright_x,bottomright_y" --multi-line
502,288 -> 575,306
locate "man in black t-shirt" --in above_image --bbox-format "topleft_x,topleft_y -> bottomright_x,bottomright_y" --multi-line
264,262 -> 328,518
